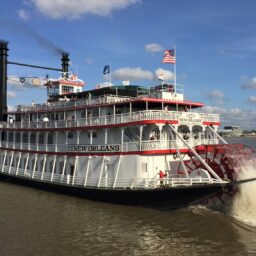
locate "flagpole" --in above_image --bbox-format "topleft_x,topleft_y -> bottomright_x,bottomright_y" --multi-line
109,63 -> 112,84
174,45 -> 176,92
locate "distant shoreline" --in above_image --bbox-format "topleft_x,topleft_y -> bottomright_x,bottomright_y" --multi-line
223,135 -> 256,138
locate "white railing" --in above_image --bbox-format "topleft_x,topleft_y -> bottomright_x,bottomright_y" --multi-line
1,164 -> 227,189
15,95 -> 134,113
5,110 -> 220,129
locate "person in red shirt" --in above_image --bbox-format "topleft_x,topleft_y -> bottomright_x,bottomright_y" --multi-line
159,170 -> 166,186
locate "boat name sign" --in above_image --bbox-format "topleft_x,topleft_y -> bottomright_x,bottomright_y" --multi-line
67,144 -> 121,153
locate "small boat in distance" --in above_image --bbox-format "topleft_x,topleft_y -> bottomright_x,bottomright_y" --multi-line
0,41 -> 255,209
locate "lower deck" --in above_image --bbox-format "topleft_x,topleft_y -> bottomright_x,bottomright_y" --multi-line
0,149 -> 223,190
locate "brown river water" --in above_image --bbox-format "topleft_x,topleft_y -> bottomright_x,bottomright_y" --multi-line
0,137 -> 256,256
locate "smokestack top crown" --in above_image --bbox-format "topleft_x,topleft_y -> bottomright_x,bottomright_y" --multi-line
0,41 -> 9,51
61,52 -> 69,78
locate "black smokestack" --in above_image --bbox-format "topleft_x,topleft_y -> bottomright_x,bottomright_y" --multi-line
0,40 -> 8,121
61,52 -> 69,78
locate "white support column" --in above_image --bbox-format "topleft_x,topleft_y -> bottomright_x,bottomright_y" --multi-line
76,130 -> 80,144
15,152 -> 21,175
113,155 -> 122,188
65,131 -> 68,146
45,131 -> 49,152
202,126 -> 206,144
84,156 -> 91,187
157,124 -> 164,141
13,132 -> 16,149
50,155 -> 57,182
32,154 -> 38,179
1,150 -> 7,172
139,125 -> 144,151
55,132 -> 58,152
104,129 -> 108,144
8,151 -> 14,174
40,155 -> 47,180
72,156 -> 78,185
113,105 -> 116,124
24,153 -> 30,176
190,125 -> 193,144
28,131 -> 31,150
36,132 -> 39,151
20,131 -> 23,149
97,156 -> 105,188
85,108 -> 88,125
6,131 -> 9,148
89,130 -> 93,145
121,128 -> 124,152
61,156 -> 67,183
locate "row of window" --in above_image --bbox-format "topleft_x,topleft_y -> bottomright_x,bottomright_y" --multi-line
1,131 -> 54,144
1,131 -> 98,144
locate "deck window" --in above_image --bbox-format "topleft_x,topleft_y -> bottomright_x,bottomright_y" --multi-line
48,133 -> 54,144
30,133 -> 36,144
22,133 -> 28,143
15,133 -> 21,143
8,132 -> 14,142
38,133 -> 44,144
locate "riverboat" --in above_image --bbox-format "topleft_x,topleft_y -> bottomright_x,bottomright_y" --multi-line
0,41 -> 255,209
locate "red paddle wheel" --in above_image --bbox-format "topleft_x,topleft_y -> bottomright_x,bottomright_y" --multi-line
181,144 -> 255,181
179,144 -> 256,209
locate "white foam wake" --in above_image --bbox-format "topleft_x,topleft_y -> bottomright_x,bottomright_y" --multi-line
231,162 -> 256,226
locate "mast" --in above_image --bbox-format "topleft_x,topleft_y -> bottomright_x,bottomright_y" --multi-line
0,41 -> 8,122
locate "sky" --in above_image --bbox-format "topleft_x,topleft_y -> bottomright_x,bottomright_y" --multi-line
1,0 -> 256,130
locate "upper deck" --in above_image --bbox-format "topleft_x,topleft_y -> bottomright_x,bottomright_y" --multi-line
9,83 -> 204,114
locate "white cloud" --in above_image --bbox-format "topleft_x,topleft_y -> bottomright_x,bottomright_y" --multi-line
145,43 -> 163,53
207,90 -> 224,104
112,67 -> 175,82
205,105 -> 256,130
113,67 -> 153,81
240,76 -> 256,89
247,96 -> 256,104
17,9 -> 29,20
30,0 -> 141,19
155,68 -> 174,81
85,58 -> 94,64
208,90 -> 224,99
7,91 -> 16,98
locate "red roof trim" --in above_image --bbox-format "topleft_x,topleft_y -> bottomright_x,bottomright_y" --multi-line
139,97 -> 204,107
202,122 -> 221,126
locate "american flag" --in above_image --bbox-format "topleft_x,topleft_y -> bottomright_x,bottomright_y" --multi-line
162,49 -> 176,64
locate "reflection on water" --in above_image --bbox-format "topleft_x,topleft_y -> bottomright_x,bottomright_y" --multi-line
0,183 -> 255,256
0,137 -> 256,255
